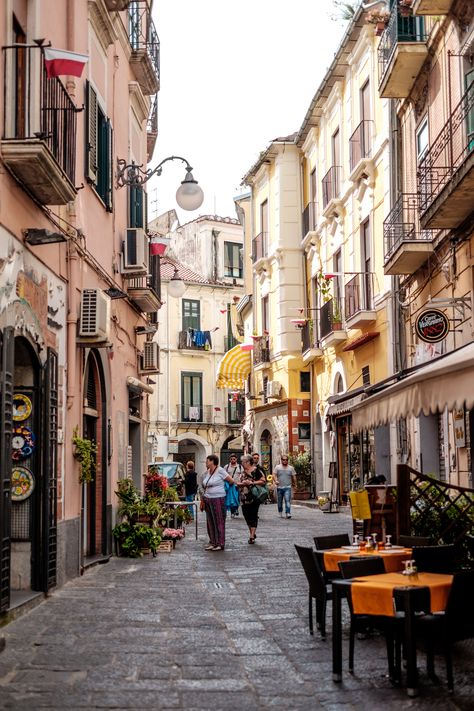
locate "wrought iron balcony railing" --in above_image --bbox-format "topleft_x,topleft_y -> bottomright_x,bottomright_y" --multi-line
383,193 -> 437,263
418,78 -> 474,218
319,298 -> 343,340
251,232 -> 268,262
146,93 -> 158,160
302,202 -> 317,239
253,335 -> 270,365
322,166 -> 341,208
128,0 -> 160,94
349,120 -> 373,173
344,273 -> 372,319
301,321 -> 319,354
2,44 -> 78,185
228,399 -> 245,424
378,8 -> 427,86
176,404 -> 242,424
178,330 -> 212,350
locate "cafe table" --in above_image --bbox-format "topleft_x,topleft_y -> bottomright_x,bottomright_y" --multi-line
323,546 -> 412,574
332,571 -> 453,697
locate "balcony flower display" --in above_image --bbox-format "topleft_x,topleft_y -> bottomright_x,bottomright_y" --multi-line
366,8 -> 391,35
399,0 -> 413,15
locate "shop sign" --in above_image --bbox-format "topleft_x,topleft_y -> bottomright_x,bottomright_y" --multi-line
415,309 -> 449,343
168,438 -> 179,454
453,409 -> 466,448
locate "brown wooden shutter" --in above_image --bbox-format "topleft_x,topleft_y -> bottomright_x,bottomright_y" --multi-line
41,348 -> 58,592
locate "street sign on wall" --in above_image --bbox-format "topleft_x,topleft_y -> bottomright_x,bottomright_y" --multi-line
415,309 -> 449,343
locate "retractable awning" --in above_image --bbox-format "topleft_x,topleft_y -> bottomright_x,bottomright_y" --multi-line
351,341 -> 474,431
216,344 -> 251,389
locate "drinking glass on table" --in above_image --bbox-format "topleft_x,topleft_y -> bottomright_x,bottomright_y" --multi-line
385,534 -> 392,548
372,533 -> 378,550
352,534 -> 359,547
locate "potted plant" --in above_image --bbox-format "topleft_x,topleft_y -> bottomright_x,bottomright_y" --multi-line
72,426 -> 97,484
113,478 -> 163,556
331,300 -> 343,330
399,0 -> 413,17
289,451 -> 312,499
317,271 -> 333,303
366,7 -> 391,35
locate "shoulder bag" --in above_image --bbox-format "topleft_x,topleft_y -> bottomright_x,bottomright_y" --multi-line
251,482 -> 269,504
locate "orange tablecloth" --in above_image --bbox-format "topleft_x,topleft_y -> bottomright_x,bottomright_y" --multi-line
323,547 -> 412,573
351,572 -> 453,617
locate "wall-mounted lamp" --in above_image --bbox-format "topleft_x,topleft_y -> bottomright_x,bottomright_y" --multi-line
116,155 -> 204,212
24,228 -> 66,245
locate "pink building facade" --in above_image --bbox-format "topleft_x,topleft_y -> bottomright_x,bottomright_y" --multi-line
0,0 -> 160,612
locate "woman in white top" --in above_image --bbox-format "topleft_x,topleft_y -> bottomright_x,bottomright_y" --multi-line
201,454 -> 234,551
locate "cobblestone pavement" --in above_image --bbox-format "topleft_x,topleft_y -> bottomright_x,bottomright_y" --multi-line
0,503 -> 473,710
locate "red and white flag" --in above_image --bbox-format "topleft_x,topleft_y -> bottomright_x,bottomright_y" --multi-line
150,236 -> 170,256
44,47 -> 88,79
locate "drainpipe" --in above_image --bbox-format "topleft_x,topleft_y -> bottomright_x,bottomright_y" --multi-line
211,229 -> 219,282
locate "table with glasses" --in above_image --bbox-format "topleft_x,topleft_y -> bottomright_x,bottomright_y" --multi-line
332,571 -> 453,696
323,546 -> 412,574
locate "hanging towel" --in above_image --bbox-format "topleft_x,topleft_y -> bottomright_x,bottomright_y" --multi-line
189,406 -> 200,420
203,330 -> 212,348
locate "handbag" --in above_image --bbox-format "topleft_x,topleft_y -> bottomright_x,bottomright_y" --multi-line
199,498 -> 206,512
251,483 -> 269,504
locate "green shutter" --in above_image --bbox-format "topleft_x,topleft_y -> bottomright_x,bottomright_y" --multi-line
106,120 -> 114,212
85,81 -> 98,184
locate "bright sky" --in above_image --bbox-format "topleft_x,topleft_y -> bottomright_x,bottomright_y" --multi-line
149,0 -> 349,222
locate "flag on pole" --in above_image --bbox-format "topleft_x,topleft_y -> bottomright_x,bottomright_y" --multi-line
44,48 -> 89,79
150,235 -> 171,256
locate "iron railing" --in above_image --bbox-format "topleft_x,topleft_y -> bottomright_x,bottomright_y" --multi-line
228,398 -> 245,424
253,335 -> 270,365
128,1 -> 160,82
147,93 -> 158,136
251,231 -> 268,262
378,8 -> 427,86
349,120 -> 373,173
319,298 -> 343,339
302,201 -> 317,238
383,193 -> 437,263
177,404 -> 241,424
418,78 -> 474,214
301,321 -> 319,353
224,335 -> 239,352
345,273 -> 372,319
322,166 -> 341,208
2,44 -> 78,183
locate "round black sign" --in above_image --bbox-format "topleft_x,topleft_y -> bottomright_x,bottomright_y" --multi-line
415,309 -> 449,343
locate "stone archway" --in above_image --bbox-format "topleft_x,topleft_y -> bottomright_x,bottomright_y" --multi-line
174,432 -> 210,476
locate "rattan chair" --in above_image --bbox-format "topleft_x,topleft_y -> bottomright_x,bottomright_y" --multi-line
294,544 -> 332,639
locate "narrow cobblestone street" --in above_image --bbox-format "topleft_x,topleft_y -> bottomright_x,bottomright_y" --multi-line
0,504 -> 472,710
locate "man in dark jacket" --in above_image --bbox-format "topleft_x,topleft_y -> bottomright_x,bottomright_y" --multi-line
184,460 -> 198,519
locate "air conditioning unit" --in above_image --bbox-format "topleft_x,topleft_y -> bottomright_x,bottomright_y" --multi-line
139,341 -> 160,373
121,228 -> 148,275
266,380 -> 282,398
78,289 -> 110,341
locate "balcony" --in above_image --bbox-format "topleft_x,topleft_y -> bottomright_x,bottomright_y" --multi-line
104,0 -> 132,9
125,252 -> 161,312
344,274 -> 376,329
251,231 -> 268,263
128,1 -> 160,95
176,404 -> 241,425
321,166 -> 343,217
383,193 -> 436,275
378,9 -> 428,99
349,120 -> 373,179
319,299 -> 347,348
302,202 -> 318,242
1,45 -> 78,205
146,94 -> 158,161
301,321 -> 322,363
412,0 -> 453,13
418,79 -> 474,230
253,335 -> 271,367
178,330 -> 212,351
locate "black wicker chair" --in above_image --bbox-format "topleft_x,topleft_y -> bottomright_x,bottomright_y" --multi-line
295,544 -> 332,639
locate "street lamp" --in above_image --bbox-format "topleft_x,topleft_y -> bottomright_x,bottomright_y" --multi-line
166,266 -> 186,299
116,155 -> 204,211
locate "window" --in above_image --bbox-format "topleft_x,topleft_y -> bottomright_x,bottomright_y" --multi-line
361,220 -> 372,309
224,242 -> 243,278
182,299 -> 200,331
129,185 -> 145,228
260,200 -> 268,256
262,296 -> 269,333
181,372 -> 202,422
300,372 -> 310,392
416,118 -> 429,162
86,81 -> 113,210
298,423 -> 311,440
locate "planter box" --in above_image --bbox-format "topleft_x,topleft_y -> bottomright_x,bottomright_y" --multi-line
156,541 -> 173,553
293,491 -> 311,500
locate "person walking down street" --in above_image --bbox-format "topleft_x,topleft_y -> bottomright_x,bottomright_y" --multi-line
184,461 -> 198,519
252,451 -> 273,503
236,454 -> 267,544
273,454 -> 296,519
224,453 -> 243,518
201,454 -> 234,551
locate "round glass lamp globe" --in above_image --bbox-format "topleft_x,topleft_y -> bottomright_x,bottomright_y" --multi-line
167,277 -> 186,299
176,182 -> 204,211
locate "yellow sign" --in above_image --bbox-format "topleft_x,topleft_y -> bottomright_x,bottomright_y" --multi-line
349,490 -> 371,520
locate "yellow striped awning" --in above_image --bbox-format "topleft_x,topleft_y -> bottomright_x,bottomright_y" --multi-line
216,344 -> 251,389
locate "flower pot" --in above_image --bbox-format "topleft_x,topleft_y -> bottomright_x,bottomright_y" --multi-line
375,21 -> 385,36
332,322 -> 342,331
293,491 -> 311,501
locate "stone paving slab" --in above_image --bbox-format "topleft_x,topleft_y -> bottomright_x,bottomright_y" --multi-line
0,504 -> 473,709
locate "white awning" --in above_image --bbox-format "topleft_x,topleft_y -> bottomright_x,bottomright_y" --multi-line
351,342 -> 474,431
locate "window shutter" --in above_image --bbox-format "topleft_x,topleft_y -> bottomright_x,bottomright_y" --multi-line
41,348 -> 58,592
0,327 -> 14,612
86,81 -> 98,184
106,120 -> 113,212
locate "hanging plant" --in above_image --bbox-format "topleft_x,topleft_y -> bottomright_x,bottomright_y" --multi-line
317,271 -> 334,303
72,426 -> 97,484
